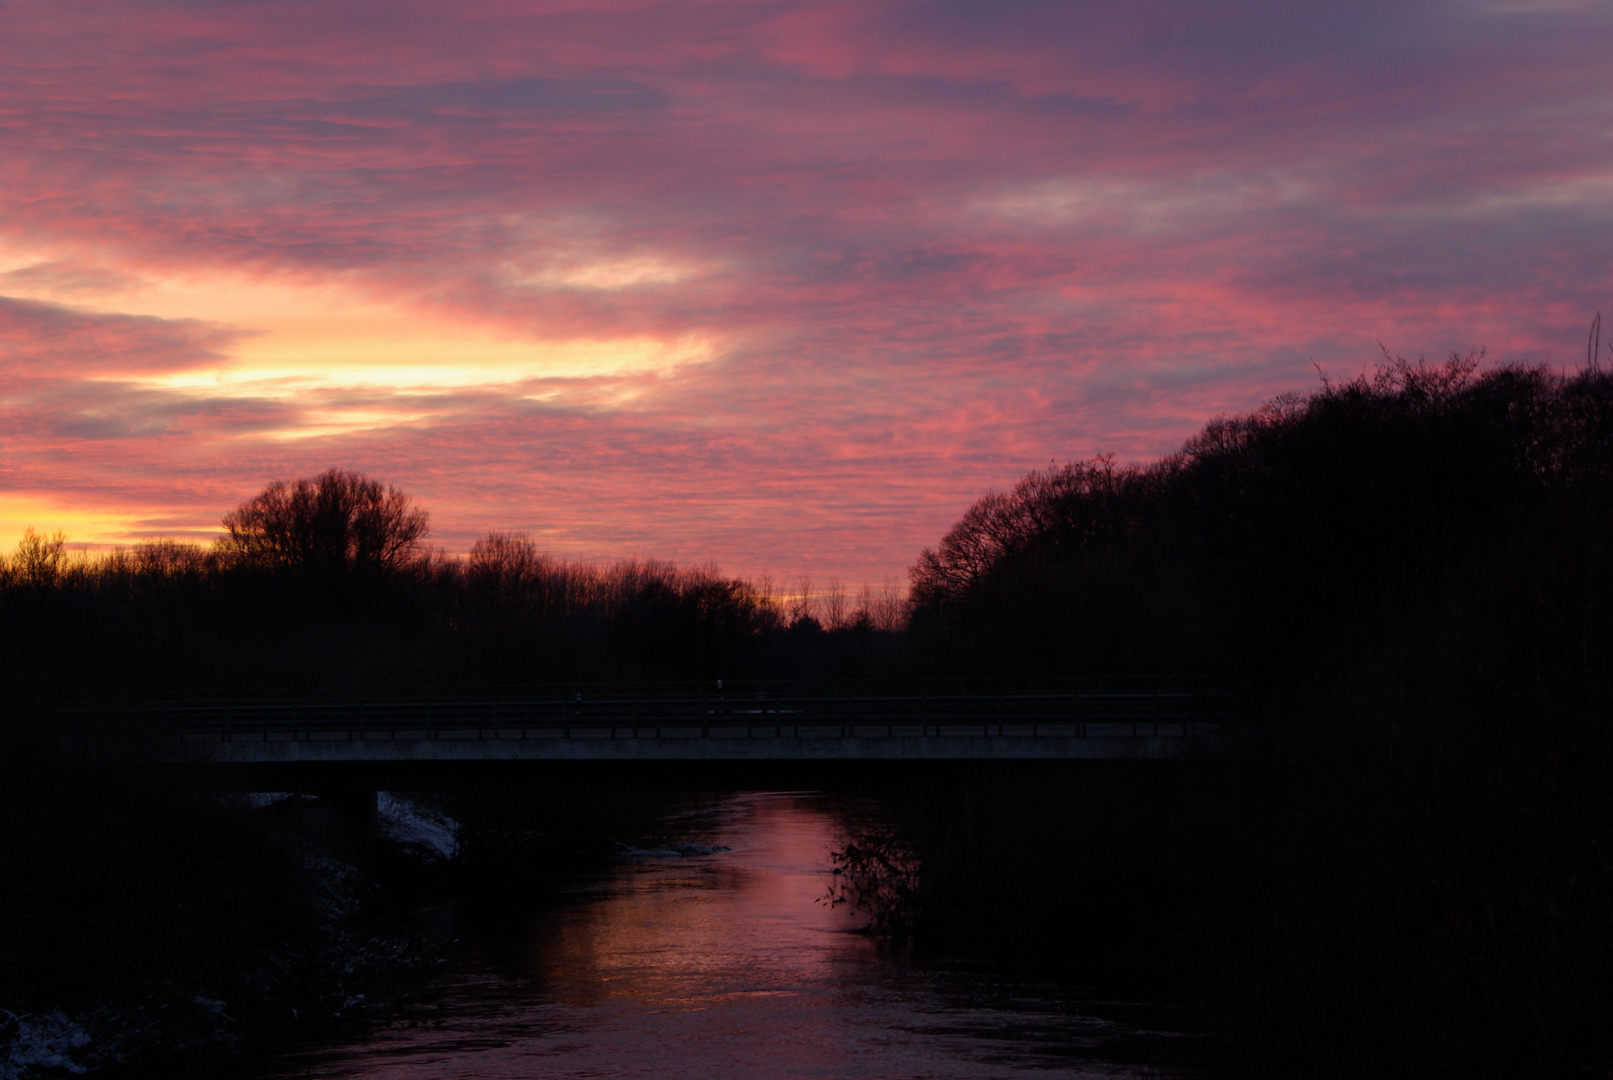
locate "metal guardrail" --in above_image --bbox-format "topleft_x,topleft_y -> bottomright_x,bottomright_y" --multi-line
51,688 -> 1238,746
47,674 -> 1233,705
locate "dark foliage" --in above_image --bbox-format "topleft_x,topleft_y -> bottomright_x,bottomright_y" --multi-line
881,355 -> 1613,1077
912,351 -> 1612,681
0,475 -> 906,701
218,468 -> 428,617
221,469 -> 428,578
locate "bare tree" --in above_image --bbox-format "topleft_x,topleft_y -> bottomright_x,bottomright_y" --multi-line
468,532 -> 555,619
854,582 -> 876,629
10,527 -> 69,588
787,575 -> 816,627
220,469 -> 428,578
756,572 -> 780,626
872,577 -> 907,631
822,577 -> 847,630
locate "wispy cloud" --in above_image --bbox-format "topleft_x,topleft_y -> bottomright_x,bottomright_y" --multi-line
0,0 -> 1609,578
0,296 -> 246,376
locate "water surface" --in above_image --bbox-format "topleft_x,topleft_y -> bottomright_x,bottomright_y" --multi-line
272,792 -> 1198,1079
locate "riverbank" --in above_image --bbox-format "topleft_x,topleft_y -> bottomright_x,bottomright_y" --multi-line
0,718 -> 683,1078
832,665 -> 1611,1078
0,721 -> 455,1078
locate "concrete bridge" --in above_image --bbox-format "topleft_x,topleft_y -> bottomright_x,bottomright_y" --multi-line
57,681 -> 1233,769
55,683 -> 1234,830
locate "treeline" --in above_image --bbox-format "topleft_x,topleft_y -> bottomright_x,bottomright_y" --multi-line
910,350 -> 1611,683
864,353 -> 1613,1077
0,471 -> 907,701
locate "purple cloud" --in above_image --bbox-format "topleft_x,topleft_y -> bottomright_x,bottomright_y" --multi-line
0,0 -> 1609,580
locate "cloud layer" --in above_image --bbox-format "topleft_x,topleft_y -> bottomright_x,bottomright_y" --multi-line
2,0 -> 1611,581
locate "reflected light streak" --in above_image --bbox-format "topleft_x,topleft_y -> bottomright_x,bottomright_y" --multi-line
525,797 -> 867,1012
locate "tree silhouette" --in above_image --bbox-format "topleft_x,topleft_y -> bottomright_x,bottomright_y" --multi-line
220,469 -> 428,592
9,527 -> 70,589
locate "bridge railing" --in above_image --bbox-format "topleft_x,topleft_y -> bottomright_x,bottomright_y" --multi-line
46,674 -> 1232,707
46,683 -> 1241,745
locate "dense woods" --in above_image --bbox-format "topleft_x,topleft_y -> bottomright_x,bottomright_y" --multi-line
874,353 -> 1613,1078
0,469 -> 904,703
909,350 -> 1611,683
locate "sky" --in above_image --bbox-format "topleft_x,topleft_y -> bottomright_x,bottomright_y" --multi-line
2,0 -> 1611,586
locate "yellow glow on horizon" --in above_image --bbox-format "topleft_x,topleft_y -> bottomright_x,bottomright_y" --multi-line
0,496 -> 168,555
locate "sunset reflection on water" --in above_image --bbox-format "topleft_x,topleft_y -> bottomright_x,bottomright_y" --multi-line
273,793 -> 1192,1079
522,794 -> 872,1013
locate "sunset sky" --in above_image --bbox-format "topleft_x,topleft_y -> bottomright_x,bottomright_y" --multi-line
2,0 -> 1610,585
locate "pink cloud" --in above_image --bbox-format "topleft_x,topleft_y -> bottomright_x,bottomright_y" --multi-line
1,0 -> 1611,580
0,297 -> 245,376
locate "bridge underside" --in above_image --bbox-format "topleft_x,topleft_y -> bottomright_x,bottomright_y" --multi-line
181,753 -> 1208,799
189,725 -> 1205,763
169,724 -> 1215,793
65,688 -> 1233,792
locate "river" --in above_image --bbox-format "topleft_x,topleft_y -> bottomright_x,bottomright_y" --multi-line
269,792 -> 1202,1079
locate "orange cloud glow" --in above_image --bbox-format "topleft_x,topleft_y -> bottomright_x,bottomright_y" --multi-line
2,0 -> 1610,582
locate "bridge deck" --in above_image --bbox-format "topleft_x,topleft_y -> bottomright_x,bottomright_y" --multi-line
63,689 -> 1232,762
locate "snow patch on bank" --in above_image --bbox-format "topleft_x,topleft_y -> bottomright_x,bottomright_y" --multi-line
238,792 -> 305,809
2,1011 -> 91,1078
378,794 -> 459,861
